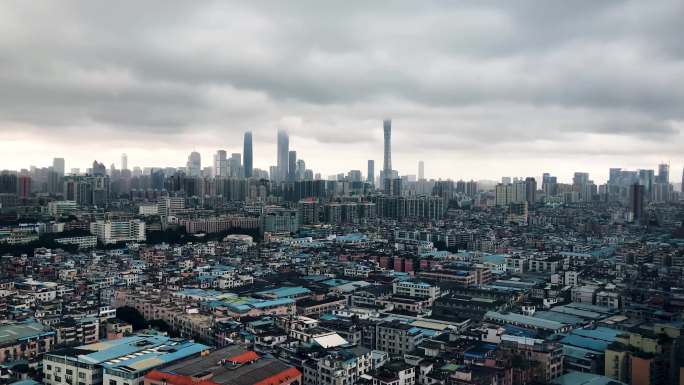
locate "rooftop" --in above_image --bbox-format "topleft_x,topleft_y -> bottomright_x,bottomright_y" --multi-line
48,335 -> 210,374
146,345 -> 301,385
0,321 -> 54,346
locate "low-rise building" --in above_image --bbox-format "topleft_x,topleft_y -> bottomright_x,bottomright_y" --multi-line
43,335 -> 210,385
144,345 -> 301,385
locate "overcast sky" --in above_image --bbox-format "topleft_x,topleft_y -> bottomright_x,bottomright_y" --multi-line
1,1 -> 683,183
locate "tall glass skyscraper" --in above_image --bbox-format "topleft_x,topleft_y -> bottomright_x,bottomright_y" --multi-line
288,151 -> 297,181
243,131 -> 253,178
277,129 -> 289,182
186,151 -> 201,177
657,163 -> 669,183
383,119 -> 392,179
367,160 -> 374,184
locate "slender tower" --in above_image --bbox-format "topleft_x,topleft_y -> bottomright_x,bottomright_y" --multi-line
367,160 -> 375,185
277,129 -> 289,182
383,119 -> 392,179
418,160 -> 424,180
243,131 -> 253,178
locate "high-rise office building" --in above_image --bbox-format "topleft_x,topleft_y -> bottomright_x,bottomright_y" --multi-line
52,158 -> 65,175
542,173 -> 558,196
121,153 -> 128,171
638,169 -> 655,195
230,153 -> 241,177
277,129 -> 289,182
348,170 -> 362,182
243,131 -> 253,178
288,150 -> 297,181
657,163 -> 669,184
525,177 -> 537,206
418,160 -> 425,180
572,172 -> 589,186
367,160 -> 375,185
383,119 -> 392,179
186,151 -> 201,177
296,159 -> 306,181
92,161 -> 106,176
629,183 -> 645,223
214,150 -> 228,178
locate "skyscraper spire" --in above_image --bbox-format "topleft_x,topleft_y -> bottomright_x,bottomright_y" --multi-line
243,131 -> 253,178
383,119 -> 392,179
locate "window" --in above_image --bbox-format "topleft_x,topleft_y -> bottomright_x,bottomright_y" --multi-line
109,380 -> 117,385
78,372 -> 86,379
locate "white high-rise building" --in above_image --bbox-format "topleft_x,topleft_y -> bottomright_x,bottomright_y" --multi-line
418,160 -> 425,180
213,150 -> 228,178
90,219 -> 146,244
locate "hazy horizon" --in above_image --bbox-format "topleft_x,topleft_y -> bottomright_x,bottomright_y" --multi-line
1,1 -> 683,181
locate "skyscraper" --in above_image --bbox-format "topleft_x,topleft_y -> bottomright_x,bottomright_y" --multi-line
91,161 -> 106,177
383,119 -> 392,179
121,153 -> 128,171
277,129 -> 289,182
629,183 -> 645,224
52,158 -> 65,175
367,160 -> 375,185
288,150 -> 297,181
243,131 -> 253,178
186,151 -> 201,177
214,150 -> 228,177
657,163 -> 669,184
418,160 -> 425,180
572,172 -> 589,186
230,153 -> 241,177
296,159 -> 306,180
525,177 -> 537,207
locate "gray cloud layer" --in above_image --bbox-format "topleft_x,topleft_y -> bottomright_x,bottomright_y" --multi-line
1,1 -> 683,181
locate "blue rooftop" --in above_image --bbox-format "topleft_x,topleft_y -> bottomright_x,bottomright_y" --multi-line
52,335 -> 209,375
256,286 -> 311,298
321,278 -> 353,287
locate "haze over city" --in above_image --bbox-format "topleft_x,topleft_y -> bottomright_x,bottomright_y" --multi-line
2,1 -> 684,181
3,3 -> 684,385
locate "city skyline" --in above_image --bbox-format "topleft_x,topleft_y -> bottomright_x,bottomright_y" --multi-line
1,122 -> 681,186
1,2 -> 684,180
2,4 -> 684,385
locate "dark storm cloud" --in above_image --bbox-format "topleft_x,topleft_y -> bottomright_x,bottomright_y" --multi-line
0,0 -> 683,177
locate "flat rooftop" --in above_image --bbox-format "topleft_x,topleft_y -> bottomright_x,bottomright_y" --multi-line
148,346 -> 300,385
48,335 -> 209,375
0,321 -> 54,346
